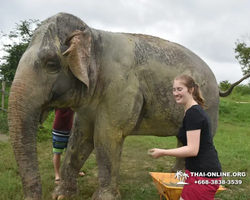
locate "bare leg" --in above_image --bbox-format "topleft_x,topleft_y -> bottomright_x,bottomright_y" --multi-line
53,154 -> 61,181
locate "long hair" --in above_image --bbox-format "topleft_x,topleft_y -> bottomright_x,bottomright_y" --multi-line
174,74 -> 205,108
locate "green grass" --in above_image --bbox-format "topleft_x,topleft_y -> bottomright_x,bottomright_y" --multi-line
0,96 -> 250,199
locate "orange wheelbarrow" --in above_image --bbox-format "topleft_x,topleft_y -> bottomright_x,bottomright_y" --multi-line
150,172 -> 226,200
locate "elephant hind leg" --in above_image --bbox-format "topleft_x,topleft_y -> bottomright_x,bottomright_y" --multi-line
92,127 -> 124,200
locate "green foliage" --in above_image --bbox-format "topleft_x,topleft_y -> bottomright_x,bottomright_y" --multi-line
219,80 -> 250,101
219,98 -> 250,124
0,43 -> 28,81
37,111 -> 55,142
234,36 -> 250,75
0,112 -> 8,134
233,83 -> 250,96
219,80 -> 231,91
1,81 -> 11,110
0,19 -> 40,81
0,83 -> 11,133
226,93 -> 250,103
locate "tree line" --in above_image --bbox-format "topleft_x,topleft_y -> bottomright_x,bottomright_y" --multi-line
0,19 -> 40,82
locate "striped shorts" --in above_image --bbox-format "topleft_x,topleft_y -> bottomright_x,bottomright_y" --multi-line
52,129 -> 71,154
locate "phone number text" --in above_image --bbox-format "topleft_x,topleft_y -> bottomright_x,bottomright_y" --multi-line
194,180 -> 242,185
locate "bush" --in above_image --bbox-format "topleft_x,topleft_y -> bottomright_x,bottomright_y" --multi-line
219,98 -> 250,124
0,112 -> 8,134
234,83 -> 250,96
219,80 -> 250,102
219,80 -> 231,91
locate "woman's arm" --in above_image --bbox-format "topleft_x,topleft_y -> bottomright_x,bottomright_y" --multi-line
149,130 -> 201,158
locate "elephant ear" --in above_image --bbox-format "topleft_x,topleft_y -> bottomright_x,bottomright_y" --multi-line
62,30 -> 91,88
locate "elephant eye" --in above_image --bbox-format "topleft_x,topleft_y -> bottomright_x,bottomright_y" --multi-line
44,61 -> 61,74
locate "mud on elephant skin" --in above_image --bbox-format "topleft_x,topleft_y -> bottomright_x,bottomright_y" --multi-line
8,13 -> 249,200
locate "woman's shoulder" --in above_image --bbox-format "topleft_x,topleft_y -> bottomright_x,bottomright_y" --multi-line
186,105 -> 206,118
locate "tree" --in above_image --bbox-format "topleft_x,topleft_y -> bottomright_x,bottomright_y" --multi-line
219,80 -> 231,91
0,19 -> 40,82
234,34 -> 250,75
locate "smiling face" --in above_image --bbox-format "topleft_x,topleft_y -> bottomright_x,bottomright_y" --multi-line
172,79 -> 194,106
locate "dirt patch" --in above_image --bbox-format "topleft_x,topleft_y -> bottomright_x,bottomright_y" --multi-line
0,133 -> 9,142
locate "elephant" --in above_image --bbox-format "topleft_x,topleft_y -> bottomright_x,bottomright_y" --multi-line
8,12 -> 250,200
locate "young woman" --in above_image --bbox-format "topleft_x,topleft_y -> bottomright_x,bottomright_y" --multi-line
149,74 -> 222,200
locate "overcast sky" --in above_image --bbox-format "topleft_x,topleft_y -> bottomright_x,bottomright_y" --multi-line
1,0 -> 250,84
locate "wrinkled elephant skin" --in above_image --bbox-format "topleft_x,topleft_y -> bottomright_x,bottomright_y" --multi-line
9,13 -> 221,200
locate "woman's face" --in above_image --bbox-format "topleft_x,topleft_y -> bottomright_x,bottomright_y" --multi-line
172,79 -> 193,105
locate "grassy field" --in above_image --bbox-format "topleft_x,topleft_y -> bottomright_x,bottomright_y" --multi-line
0,96 -> 250,200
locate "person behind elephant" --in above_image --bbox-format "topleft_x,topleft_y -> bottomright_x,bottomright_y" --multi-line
52,108 -> 85,184
149,74 -> 222,200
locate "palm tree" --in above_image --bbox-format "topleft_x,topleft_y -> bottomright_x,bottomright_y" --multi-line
175,170 -> 183,181
182,172 -> 189,182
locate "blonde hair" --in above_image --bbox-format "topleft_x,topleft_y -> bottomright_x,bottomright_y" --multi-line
174,74 -> 205,108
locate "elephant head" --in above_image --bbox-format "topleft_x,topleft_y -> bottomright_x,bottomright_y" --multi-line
8,13 -> 95,199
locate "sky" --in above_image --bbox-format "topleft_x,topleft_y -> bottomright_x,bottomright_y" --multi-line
1,0 -> 250,84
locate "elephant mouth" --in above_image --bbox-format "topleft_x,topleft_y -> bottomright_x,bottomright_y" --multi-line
39,109 -> 52,124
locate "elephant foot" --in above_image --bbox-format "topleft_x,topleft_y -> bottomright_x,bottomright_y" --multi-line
52,194 -> 66,200
52,181 -> 79,199
25,197 -> 42,200
91,187 -> 121,200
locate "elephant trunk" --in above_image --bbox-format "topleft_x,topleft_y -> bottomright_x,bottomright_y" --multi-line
8,80 -> 42,200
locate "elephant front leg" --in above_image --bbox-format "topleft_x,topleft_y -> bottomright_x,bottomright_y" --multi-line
92,126 -> 124,200
52,117 -> 94,199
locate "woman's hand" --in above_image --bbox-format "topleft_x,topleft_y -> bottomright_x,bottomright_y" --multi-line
148,130 -> 201,159
148,148 -> 165,158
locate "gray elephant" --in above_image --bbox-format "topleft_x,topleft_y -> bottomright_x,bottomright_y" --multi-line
8,13 -> 249,200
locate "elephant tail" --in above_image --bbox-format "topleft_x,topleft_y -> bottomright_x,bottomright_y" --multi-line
219,73 -> 250,97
